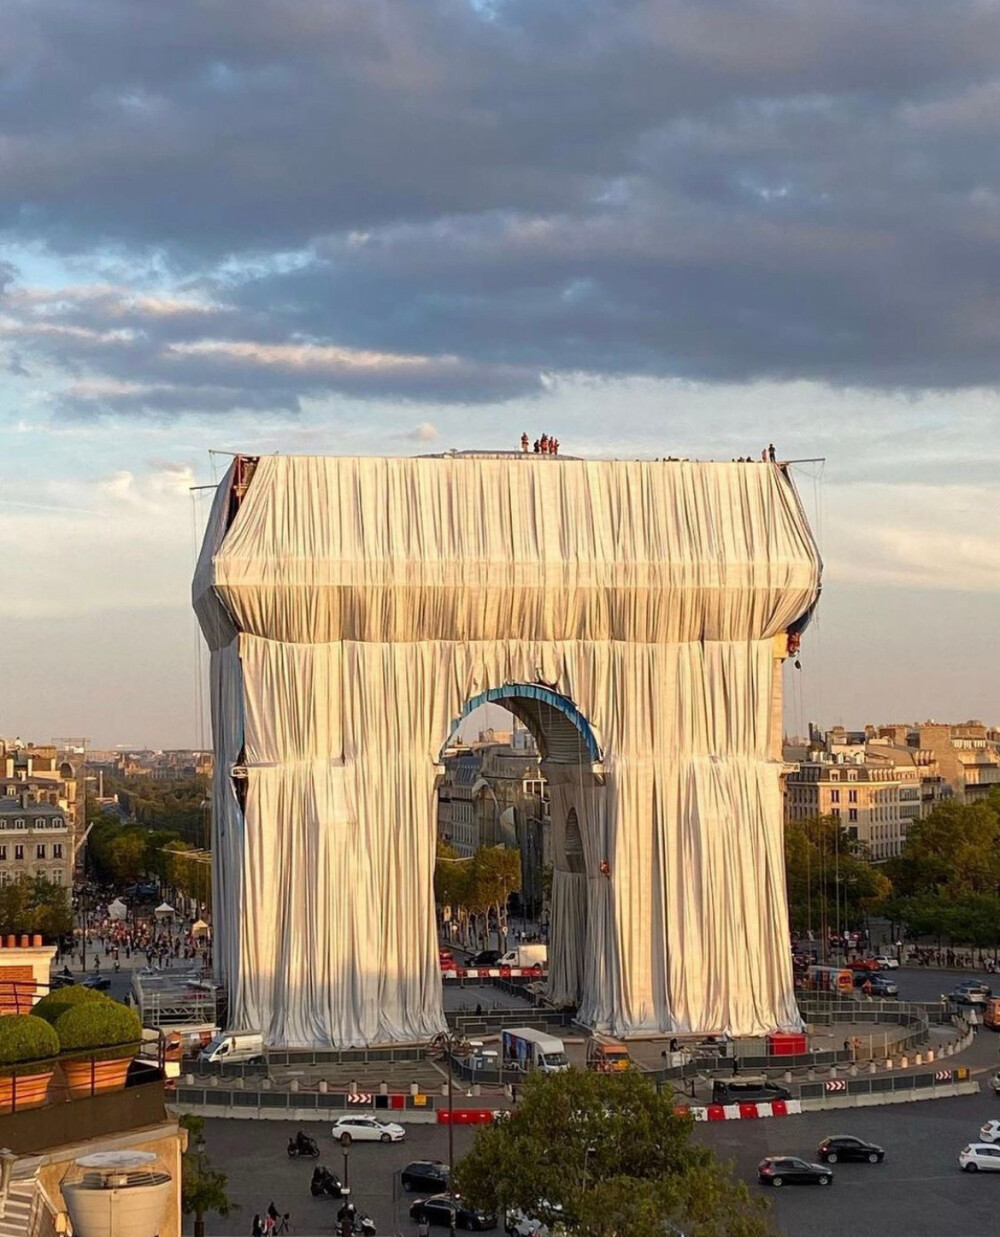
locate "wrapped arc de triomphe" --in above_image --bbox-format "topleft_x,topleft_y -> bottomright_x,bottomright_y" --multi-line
193,453 -> 822,1048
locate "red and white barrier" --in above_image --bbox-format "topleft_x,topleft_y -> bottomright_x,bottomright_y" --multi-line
440,967 -> 547,980
676,1099 -> 803,1122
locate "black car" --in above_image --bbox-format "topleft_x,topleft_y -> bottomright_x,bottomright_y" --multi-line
757,1157 -> 833,1187
81,974 -> 111,990
817,1135 -> 884,1164
712,1078 -> 792,1105
409,1194 -> 496,1231
471,950 -> 502,967
401,1162 -> 451,1193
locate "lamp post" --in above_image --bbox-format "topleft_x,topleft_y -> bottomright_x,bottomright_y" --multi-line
193,1133 -> 207,1237
342,1143 -> 351,1194
431,1031 -> 471,1237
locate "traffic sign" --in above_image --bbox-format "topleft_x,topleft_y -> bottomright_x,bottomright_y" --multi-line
824,1079 -> 847,1092
347,1092 -> 373,1104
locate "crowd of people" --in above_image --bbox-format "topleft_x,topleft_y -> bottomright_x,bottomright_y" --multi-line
60,895 -> 212,975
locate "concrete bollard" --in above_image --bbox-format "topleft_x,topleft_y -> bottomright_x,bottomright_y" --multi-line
350,1079 -> 358,1095
184,1073 -> 194,1086
380,1080 -> 388,1095
914,1053 -> 923,1066
829,1066 -> 837,1078
410,1082 -> 419,1096
290,1078 -> 299,1093
260,1077 -> 271,1090
472,1084 -> 481,1096
868,1062 -> 877,1074
884,1059 -> 893,1070
849,1065 -> 858,1077
441,1083 -> 448,1097
319,1080 -> 328,1093
807,1068 -> 815,1080
234,1076 -> 245,1089
210,1076 -> 219,1087
927,1050 -> 935,1063
900,1056 -> 909,1069
783,1072 -> 792,1084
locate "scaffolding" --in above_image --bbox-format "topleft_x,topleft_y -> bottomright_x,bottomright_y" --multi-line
131,970 -> 220,1029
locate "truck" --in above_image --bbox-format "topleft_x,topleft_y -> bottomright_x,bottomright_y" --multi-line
496,944 -> 547,972
501,1027 -> 569,1074
198,1030 -> 265,1065
586,1036 -> 631,1072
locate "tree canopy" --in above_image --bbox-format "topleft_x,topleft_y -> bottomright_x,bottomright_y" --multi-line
0,875 -> 71,940
784,815 -> 890,937
180,1115 -> 236,1228
881,789 -> 1000,944
453,1069 -> 772,1237
434,841 -> 521,947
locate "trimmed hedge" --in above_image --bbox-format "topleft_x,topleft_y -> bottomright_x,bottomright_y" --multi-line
53,1000 -> 141,1053
33,986 -> 106,1027
0,1014 -> 59,1067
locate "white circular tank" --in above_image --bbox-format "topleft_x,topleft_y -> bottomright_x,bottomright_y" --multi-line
63,1150 -> 172,1237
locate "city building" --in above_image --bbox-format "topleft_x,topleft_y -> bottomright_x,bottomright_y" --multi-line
875,721 -> 1000,803
0,796 -> 74,886
437,723 -> 551,916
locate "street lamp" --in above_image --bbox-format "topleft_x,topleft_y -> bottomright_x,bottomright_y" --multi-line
193,1134 -> 207,1237
431,1030 -> 471,1237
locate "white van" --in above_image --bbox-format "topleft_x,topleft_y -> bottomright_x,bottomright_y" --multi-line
501,1027 -> 569,1073
198,1030 -> 264,1064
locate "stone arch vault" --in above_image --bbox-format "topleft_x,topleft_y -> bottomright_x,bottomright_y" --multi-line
194,453 -> 821,1047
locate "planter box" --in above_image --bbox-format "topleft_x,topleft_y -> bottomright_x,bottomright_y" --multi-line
0,1068 -> 53,1113
61,1056 -> 132,1099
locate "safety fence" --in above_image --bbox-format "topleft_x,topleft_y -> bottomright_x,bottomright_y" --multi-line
175,1084 -> 441,1112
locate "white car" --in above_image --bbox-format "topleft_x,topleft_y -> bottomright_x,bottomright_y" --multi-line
980,1121 -> 1000,1144
959,1143 -> 1000,1172
332,1115 -> 406,1144
874,956 -> 899,970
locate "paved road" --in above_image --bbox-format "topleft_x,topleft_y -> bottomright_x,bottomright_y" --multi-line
892,967 -> 997,1005
195,1118 -> 479,1236
697,1086 -> 1000,1237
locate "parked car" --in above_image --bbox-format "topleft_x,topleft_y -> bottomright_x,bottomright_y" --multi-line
853,973 -> 898,998
874,955 -> 899,970
816,1135 -> 885,1164
848,958 -> 880,972
409,1194 -> 497,1230
960,1144 -> 1000,1172
331,1115 -> 405,1144
81,974 -> 111,991
979,1120 -> 1000,1143
401,1162 -> 450,1193
757,1157 -> 833,1187
471,950 -> 502,967
713,1077 -> 792,1105
950,982 -> 992,1006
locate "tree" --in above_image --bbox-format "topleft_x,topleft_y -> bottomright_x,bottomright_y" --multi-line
470,846 -> 522,946
0,876 -> 71,939
180,1115 -> 236,1237
784,816 -> 890,937
453,1069 -> 771,1237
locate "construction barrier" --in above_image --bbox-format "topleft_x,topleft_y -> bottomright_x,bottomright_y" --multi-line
437,1108 -> 497,1125
441,967 -> 546,980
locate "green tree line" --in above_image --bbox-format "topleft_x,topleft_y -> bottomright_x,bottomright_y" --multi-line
435,840 -> 522,947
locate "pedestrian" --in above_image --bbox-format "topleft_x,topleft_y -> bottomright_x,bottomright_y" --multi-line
520,432 -> 529,454
252,1215 -> 264,1237
418,1220 -> 430,1237
853,1036 -> 862,1061
768,443 -> 776,462
843,1038 -> 851,1056
731,1054 -> 739,1077
669,1037 -> 679,1053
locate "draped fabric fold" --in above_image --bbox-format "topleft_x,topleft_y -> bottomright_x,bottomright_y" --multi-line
194,456 -> 820,1046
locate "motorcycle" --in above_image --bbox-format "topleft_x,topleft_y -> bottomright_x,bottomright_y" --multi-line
287,1131 -> 320,1158
311,1166 -> 344,1197
338,1203 -> 376,1236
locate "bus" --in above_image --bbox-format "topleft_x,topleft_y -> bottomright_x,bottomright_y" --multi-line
804,965 -> 853,994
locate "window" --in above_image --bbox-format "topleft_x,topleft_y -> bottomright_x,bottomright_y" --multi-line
849,808 -> 858,822
14,846 -> 22,861
14,819 -> 24,830
847,826 -> 858,841
848,789 -> 857,804
53,843 -> 62,859
0,846 -> 5,861
36,844 -> 45,860
53,817 -> 62,828
34,818 -> 44,829
831,808 -> 840,818
52,870 -> 62,885
831,789 -> 840,803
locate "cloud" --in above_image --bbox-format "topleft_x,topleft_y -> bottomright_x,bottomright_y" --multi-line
408,421 -> 439,442
1,0 -> 1000,406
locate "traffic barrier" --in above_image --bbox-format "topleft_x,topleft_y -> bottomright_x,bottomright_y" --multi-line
677,1099 -> 802,1122
437,1108 -> 496,1125
441,967 -> 547,980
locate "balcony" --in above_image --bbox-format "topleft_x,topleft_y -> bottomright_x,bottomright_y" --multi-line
0,1061 -> 167,1154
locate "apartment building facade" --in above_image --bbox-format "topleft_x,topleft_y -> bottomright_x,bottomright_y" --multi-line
0,796 -> 74,886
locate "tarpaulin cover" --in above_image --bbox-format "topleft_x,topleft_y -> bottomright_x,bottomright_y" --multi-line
193,455 -> 820,1046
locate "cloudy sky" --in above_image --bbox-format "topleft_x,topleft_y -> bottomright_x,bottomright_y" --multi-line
2,0 -> 999,748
